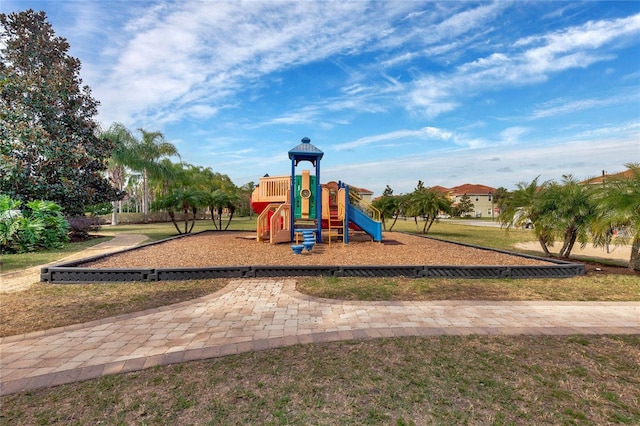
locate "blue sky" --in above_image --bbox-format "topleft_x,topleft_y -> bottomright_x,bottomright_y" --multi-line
4,1 -> 640,195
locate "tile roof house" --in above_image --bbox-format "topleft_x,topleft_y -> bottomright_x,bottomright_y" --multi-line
582,169 -> 633,185
448,183 -> 497,218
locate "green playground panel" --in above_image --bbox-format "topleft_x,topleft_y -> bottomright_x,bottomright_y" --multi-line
294,174 -> 317,219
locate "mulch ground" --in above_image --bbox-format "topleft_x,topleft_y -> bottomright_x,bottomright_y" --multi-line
85,231 -> 555,269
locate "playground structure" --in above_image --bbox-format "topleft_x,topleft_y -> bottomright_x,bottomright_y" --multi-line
250,137 -> 383,245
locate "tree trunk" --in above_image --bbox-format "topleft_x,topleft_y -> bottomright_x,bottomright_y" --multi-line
560,230 -> 578,258
209,204 -> 220,230
558,225 -> 575,258
143,169 -> 149,223
188,207 -> 197,233
224,208 -> 235,231
183,208 -> 189,234
538,236 -> 551,256
629,235 -> 640,271
425,218 -> 435,234
111,201 -> 118,225
389,213 -> 399,231
167,211 -> 181,234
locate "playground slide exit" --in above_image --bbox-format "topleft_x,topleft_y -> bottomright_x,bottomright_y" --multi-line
347,203 -> 383,242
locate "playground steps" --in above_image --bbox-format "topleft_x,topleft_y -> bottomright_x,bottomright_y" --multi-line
326,206 -> 345,246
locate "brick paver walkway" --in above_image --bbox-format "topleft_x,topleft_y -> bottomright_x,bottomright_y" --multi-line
2,279 -> 639,396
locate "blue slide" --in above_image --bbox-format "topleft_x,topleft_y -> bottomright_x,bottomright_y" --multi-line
347,203 -> 383,242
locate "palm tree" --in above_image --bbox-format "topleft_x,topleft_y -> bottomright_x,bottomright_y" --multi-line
102,123 -> 137,225
540,175 -> 595,258
153,188 -> 205,234
127,129 -> 180,223
373,194 -> 398,231
499,177 -> 554,256
196,168 -> 239,230
591,163 -> 640,270
405,186 -> 451,234
205,189 -> 239,230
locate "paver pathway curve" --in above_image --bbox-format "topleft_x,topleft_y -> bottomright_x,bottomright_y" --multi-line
2,279 -> 639,396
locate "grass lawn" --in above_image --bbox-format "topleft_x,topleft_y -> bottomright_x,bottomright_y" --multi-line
0,218 -> 257,272
105,216 -> 258,242
2,335 -> 639,425
0,236 -> 113,272
1,218 -> 638,424
389,218 -> 540,251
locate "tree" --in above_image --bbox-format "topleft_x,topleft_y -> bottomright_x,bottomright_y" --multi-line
540,175 -> 595,258
0,10 -> 121,216
237,181 -> 256,217
115,128 -> 179,223
373,185 -> 398,231
405,185 -> 452,234
499,177 -> 554,256
101,123 -> 137,225
153,188 -> 204,234
149,161 -> 207,234
493,187 -> 509,214
591,163 -> 640,270
200,171 -> 239,231
455,194 -> 474,217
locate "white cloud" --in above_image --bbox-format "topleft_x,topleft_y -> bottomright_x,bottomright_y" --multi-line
406,12 -> 640,118
531,94 -> 638,119
333,126 -> 453,151
324,136 -> 639,195
499,127 -> 530,145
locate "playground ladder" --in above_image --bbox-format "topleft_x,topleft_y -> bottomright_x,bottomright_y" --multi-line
326,188 -> 346,247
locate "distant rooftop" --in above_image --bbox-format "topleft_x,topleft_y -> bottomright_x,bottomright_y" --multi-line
449,183 -> 496,195
582,169 -> 633,185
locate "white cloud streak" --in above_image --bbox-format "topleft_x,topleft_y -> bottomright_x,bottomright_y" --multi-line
334,127 -> 453,151
407,12 -> 640,117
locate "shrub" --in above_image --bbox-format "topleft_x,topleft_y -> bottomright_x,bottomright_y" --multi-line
0,196 -> 70,254
67,216 -> 102,240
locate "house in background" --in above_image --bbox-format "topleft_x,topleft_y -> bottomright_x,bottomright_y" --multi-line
448,183 -> 497,218
324,181 -> 374,203
582,169 -> 633,185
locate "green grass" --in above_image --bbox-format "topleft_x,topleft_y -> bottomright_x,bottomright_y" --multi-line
2,335 -> 639,425
0,236 -> 113,272
386,218 -> 536,252
1,217 -> 258,272
105,217 -> 258,242
1,219 -> 639,424
0,279 -> 229,337
297,274 -> 640,302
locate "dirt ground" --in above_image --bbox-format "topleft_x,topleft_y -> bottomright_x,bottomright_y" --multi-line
85,231 -> 554,269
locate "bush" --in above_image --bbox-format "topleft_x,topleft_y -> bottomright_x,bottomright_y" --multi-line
67,216 -> 102,240
85,202 -> 113,216
0,196 -> 70,254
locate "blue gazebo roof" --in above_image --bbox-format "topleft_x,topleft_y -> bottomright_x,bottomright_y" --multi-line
288,137 -> 324,161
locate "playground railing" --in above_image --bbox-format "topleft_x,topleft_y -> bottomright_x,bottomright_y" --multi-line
269,203 -> 291,244
348,188 -> 381,222
253,175 -> 291,203
256,203 -> 279,242
256,202 -> 292,243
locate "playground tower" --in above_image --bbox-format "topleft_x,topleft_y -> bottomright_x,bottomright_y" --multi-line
288,137 -> 323,241
250,137 -> 382,245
